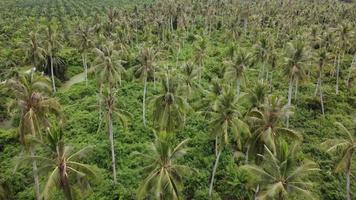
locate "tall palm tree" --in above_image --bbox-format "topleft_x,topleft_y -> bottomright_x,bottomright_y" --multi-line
254,35 -> 269,79
334,23 -> 354,95
283,40 -> 308,127
6,71 -> 61,200
224,48 -> 252,97
149,72 -> 189,133
134,45 -> 157,127
208,86 -> 250,196
136,132 -> 194,200
16,127 -> 99,200
247,95 -> 300,160
23,31 -> 46,70
193,35 -> 207,82
247,81 -> 268,111
322,122 -> 355,200
178,61 -> 199,98
43,24 -> 61,93
76,24 -> 94,86
314,48 -> 328,115
92,41 -> 127,183
242,142 -> 319,200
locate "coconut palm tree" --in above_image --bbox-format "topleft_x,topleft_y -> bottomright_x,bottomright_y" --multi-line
178,61 -> 199,98
133,45 -> 157,127
334,23 -> 354,95
208,86 -> 250,196
136,132 -> 194,200
242,142 -> 319,200
149,72 -> 189,133
224,48 -> 253,97
23,31 -> 46,70
314,48 -> 329,115
6,71 -> 61,200
247,81 -> 268,111
43,24 -> 61,93
193,35 -> 207,82
16,126 -> 99,200
247,95 -> 300,161
283,40 -> 308,127
322,121 -> 356,200
92,41 -> 127,183
76,23 -> 94,86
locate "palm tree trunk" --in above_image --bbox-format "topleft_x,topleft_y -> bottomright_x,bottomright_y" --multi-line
209,149 -> 221,197
236,79 -> 241,97
142,76 -> 147,127
60,170 -> 73,200
30,148 -> 41,200
286,78 -> 293,128
346,159 -> 352,200
109,110 -> 117,183
336,53 -> 341,95
108,83 -> 117,183
82,53 -> 88,86
254,185 -> 259,200
294,78 -> 298,101
245,144 -> 250,163
50,54 -> 56,93
346,53 -> 355,88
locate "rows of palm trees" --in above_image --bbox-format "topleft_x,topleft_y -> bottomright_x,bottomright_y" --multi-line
0,0 -> 355,199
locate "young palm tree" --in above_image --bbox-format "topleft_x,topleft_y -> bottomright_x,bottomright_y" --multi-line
136,132 -> 194,200
6,71 -> 61,200
247,95 -> 300,161
133,45 -> 157,127
92,41 -> 127,183
16,127 -> 99,200
242,142 -> 319,200
283,40 -> 308,127
149,72 -> 189,133
208,86 -> 250,196
322,122 -> 355,200
224,48 -> 252,97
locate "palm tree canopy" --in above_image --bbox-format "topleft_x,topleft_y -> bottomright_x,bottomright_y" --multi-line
15,127 -> 100,200
149,73 -> 189,133
92,41 -> 126,87
136,132 -> 195,200
283,40 -> 308,80
241,142 -> 319,200
6,71 -> 61,146
247,95 -> 300,154
321,122 -> 356,173
209,86 -> 250,150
